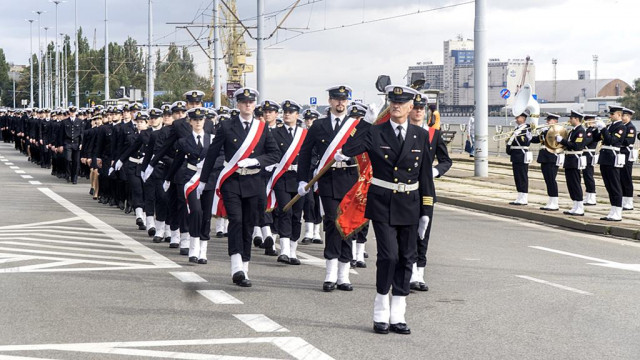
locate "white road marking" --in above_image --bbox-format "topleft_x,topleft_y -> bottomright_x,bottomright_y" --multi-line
233,314 -> 289,333
4,162 -> 14,165
28,181 -> 42,185
14,170 -> 25,174
0,241 -> 141,256
196,290 -> 244,304
516,275 -> 592,295
170,271 -> 208,283
9,166 -> 18,169
0,217 -> 82,229
0,337 -> 334,360
0,237 -> 129,249
530,246 -> 640,273
21,175 -> 33,179
0,232 -> 123,243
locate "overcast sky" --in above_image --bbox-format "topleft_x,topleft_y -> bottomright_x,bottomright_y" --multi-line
2,0 -> 638,104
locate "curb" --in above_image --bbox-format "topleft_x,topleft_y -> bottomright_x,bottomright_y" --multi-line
438,195 -> 640,242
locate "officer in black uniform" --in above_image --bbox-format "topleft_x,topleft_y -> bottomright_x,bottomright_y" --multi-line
559,113 -> 586,215
297,85 -> 359,292
581,114 -> 599,205
342,84 -> 435,335
197,87 -> 280,287
596,105 -> 627,221
300,108 -> 323,245
530,113 -> 562,210
60,106 -> 84,184
506,111 -> 533,205
620,107 -> 636,210
272,100 -> 305,266
408,94 -> 452,292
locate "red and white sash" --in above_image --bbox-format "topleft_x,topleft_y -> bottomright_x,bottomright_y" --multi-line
265,128 -> 307,211
314,117 -> 360,179
184,161 -> 203,214
212,120 -> 266,217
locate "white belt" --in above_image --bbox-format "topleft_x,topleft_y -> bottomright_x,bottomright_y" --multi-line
583,149 -> 596,154
510,146 -> 529,150
331,161 -> 357,168
565,151 -> 582,155
128,157 -> 143,164
371,177 -> 419,192
287,164 -> 298,172
601,145 -> 620,152
235,167 -> 260,175
187,163 -> 199,171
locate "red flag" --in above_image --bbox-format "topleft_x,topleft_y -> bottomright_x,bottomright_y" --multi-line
336,106 -> 391,239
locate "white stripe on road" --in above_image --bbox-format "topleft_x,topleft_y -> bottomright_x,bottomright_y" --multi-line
9,166 -> 18,169
233,314 -> 289,333
515,275 -> 592,295
529,246 -> 612,263
170,271 -> 208,283
5,162 -> 14,165
196,290 -> 243,304
0,217 -> 82,230
530,246 -> 640,273
28,181 -> 42,185
20,175 -> 33,179
14,170 -> 25,174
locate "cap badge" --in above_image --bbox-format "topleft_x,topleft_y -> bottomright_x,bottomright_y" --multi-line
244,89 -> 250,96
393,87 -> 403,95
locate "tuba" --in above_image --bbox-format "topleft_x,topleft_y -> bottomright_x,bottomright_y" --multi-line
511,83 -> 540,128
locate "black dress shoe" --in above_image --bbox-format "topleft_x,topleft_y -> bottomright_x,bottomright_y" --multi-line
312,238 -> 323,244
216,231 -> 224,238
417,282 -> 429,291
390,323 -> 411,335
263,237 -> 277,256
223,232 -> 228,237
277,254 -> 290,264
152,236 -> 164,243
509,202 -> 525,206
356,261 -> 367,268
124,204 -> 133,214
336,283 -> 353,291
164,237 -> 171,243
253,236 -> 263,247
148,227 -> 156,237
198,258 -> 208,264
584,202 -> 597,206
136,218 -> 146,230
289,258 -> 301,265
623,207 -> 634,211
189,256 -> 198,263
602,217 -> 622,222
118,201 -> 125,210
232,271 -> 252,287
350,260 -> 357,268
540,207 -> 558,211
169,243 -> 179,248
300,237 -> 312,245
323,282 -> 336,292
364,252 -> 369,259
373,322 -> 389,334
89,188 -> 94,195
179,248 -> 189,255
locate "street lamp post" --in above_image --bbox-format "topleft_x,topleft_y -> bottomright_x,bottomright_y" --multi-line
51,0 -> 64,108
34,10 -> 46,107
74,0 -> 79,106
27,19 -> 36,108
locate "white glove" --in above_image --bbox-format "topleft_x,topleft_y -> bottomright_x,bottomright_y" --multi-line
108,167 -> 115,176
432,167 -> 440,178
140,171 -> 145,180
525,131 -> 533,140
595,120 -> 606,130
237,158 -> 259,168
196,182 -> 206,199
334,149 -> 350,162
142,165 -> 154,182
114,159 -> 123,171
297,181 -> 310,196
418,215 -> 430,240
364,103 -> 380,124
162,180 -> 170,192
555,135 -> 563,142
265,164 -> 277,172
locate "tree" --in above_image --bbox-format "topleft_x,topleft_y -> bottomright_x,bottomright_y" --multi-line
154,43 -> 211,107
620,78 -> 640,114
0,49 -> 12,107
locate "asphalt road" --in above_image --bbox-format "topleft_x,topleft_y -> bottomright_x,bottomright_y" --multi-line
1,141 -> 639,360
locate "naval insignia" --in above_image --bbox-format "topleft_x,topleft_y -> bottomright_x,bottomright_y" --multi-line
192,91 -> 198,97
393,87 -> 403,95
339,86 -> 346,93
244,89 -> 250,96
413,134 -> 417,138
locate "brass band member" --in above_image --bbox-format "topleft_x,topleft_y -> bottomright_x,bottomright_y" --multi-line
581,114 -> 599,205
530,113 -> 561,211
595,106 -> 627,221
620,107 -> 636,210
558,111 -> 586,215
507,110 -> 532,205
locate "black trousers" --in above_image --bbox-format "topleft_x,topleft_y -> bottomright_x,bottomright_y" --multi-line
145,176 -> 169,221
582,164 -> 596,193
222,190 -> 257,261
416,206 -> 434,267
372,221 -> 417,296
541,162 -> 559,197
600,164 -> 622,207
186,189 -> 214,240
168,183 -> 179,231
126,170 -> 144,209
320,196 -> 352,262
512,163 -> 529,193
621,161 -> 634,197
275,188 -> 303,241
565,168 -> 583,201
175,184 -> 189,233
356,222 -> 369,244
303,191 -> 322,224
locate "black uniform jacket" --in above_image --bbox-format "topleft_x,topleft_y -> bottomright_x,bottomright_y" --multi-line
428,128 -> 452,177
273,125 -> 302,193
560,125 -> 586,169
342,121 -> 435,226
530,129 -> 557,164
199,116 -> 280,198
506,125 -> 532,164
598,120 -> 627,166
297,116 -> 358,198
166,133 -> 216,187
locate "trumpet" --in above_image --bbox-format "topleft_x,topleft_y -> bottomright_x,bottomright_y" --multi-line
583,118 -> 612,127
492,123 -> 534,141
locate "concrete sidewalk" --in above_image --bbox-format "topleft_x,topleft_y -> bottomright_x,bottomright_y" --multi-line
436,153 -> 640,241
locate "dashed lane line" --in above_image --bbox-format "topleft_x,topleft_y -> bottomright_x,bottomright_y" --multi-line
170,271 -> 208,283
196,290 -> 244,305
233,314 -> 289,333
515,275 -> 593,295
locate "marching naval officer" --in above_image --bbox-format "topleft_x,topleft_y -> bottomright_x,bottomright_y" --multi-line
530,113 -> 561,211
342,85 -> 435,335
506,110 -> 532,205
620,107 -> 636,210
596,106 -> 627,221
558,111 -> 586,215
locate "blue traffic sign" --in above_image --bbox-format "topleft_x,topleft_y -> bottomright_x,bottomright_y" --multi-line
310,97 -> 317,105
203,102 -> 214,108
500,88 -> 511,99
